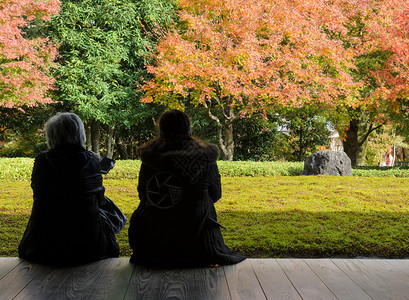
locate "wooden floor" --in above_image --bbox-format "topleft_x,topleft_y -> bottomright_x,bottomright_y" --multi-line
1,258 -> 409,300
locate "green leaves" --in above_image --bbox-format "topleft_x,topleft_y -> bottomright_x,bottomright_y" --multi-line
50,0 -> 175,127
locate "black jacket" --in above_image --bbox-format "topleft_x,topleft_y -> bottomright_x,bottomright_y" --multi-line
19,144 -> 120,265
129,139 -> 245,266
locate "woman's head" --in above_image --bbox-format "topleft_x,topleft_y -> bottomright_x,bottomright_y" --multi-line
159,109 -> 192,139
45,112 -> 86,149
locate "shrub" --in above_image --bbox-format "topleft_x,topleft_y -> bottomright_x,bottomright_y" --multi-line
2,157 -> 409,182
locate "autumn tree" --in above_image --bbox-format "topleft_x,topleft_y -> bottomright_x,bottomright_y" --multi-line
142,0 -> 361,160
323,0 -> 409,166
0,0 -> 60,108
366,0 -> 409,137
49,0 -> 175,156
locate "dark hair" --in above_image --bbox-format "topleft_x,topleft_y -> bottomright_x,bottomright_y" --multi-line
159,109 -> 192,139
137,109 -> 204,156
45,112 -> 86,149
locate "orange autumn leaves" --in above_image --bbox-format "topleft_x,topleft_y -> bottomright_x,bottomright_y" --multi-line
142,0 -> 361,113
0,0 -> 60,108
142,0 -> 408,115
368,0 -> 409,102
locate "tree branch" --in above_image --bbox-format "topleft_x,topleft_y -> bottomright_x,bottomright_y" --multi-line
358,123 -> 384,148
204,100 -> 227,156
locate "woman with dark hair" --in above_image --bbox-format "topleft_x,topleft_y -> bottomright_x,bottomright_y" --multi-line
128,109 -> 245,267
19,112 -> 126,265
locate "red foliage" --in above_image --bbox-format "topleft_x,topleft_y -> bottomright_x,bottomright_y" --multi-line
142,0 -> 364,114
0,0 -> 60,108
368,0 -> 409,102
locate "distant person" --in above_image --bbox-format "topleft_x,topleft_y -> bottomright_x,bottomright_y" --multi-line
19,112 -> 126,265
385,148 -> 394,167
128,109 -> 245,267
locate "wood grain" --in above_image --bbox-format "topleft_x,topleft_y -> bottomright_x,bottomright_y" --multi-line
277,259 -> 337,300
2,258 -> 409,299
223,259 -> 266,300
87,258 -> 135,300
0,260 -> 44,299
0,257 -> 23,279
46,259 -> 111,300
250,259 -> 302,300
358,259 -> 409,298
305,259 -> 371,300
124,265 -> 196,300
193,266 -> 231,300
332,259 -> 405,300
13,264 -> 73,300
384,259 -> 409,277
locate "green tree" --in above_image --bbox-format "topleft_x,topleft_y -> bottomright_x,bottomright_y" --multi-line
49,0 -> 175,156
275,107 -> 331,161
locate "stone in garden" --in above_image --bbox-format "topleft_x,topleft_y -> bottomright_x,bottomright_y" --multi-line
302,150 -> 352,176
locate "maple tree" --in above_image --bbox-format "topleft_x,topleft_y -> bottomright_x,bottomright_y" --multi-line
0,0 -> 60,108
142,0 -> 363,160
368,0 -> 409,102
324,0 -> 409,165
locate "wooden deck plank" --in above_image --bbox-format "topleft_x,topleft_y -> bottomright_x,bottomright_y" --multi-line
250,259 -> 302,300
358,259 -> 409,298
385,259 -> 409,277
193,267 -> 231,300
0,260 -> 45,299
46,259 -> 111,300
0,257 -> 24,279
332,259 -> 406,300
87,258 -> 135,300
277,259 -> 337,300
305,259 -> 371,300
223,259 -> 266,300
13,264 -> 73,300
2,258 -> 409,299
124,265 -> 197,300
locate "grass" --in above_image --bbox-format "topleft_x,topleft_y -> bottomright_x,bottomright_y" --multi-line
1,175 -> 409,258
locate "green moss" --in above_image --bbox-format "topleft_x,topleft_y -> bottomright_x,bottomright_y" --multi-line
1,176 -> 409,258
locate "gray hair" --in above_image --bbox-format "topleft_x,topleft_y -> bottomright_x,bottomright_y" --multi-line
45,112 -> 86,149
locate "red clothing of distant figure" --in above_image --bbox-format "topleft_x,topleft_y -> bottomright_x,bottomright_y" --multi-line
385,150 -> 394,167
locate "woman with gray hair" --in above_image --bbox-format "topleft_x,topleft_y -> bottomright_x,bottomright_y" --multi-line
19,112 -> 126,265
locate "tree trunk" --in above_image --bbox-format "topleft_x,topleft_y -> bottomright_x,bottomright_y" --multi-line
85,123 -> 92,151
223,117 -> 234,161
106,126 -> 115,159
204,100 -> 238,161
356,119 -> 370,166
343,114 -> 382,166
90,120 -> 100,155
298,129 -> 304,161
343,119 -> 360,166
115,136 -> 128,159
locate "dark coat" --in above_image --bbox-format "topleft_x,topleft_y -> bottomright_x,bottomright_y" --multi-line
128,139 -> 245,267
18,144 -> 120,265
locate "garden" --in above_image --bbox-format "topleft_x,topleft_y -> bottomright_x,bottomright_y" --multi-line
2,158 -> 409,259
1,0 -> 409,261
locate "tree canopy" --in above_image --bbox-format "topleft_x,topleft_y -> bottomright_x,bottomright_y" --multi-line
141,0 -> 367,160
50,0 -> 175,127
0,0 -> 60,108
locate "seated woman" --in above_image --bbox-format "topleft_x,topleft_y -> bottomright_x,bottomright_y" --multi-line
129,109 -> 245,267
19,112 -> 126,265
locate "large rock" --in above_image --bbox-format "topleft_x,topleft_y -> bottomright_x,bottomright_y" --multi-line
302,150 -> 352,176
